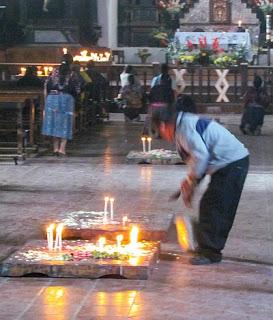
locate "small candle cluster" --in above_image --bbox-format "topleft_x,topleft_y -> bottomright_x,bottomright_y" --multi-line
19,66 -> 54,77
97,225 -> 139,254
73,50 -> 111,62
141,136 -> 152,153
46,223 -> 64,251
104,196 -> 115,223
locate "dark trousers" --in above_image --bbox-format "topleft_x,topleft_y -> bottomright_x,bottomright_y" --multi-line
197,156 -> 249,260
240,106 -> 265,132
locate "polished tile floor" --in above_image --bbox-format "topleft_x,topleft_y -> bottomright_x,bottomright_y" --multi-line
0,115 -> 272,320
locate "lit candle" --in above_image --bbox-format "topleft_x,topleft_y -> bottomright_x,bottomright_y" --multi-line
44,66 -> 49,76
46,224 -> 55,251
98,237 -> 106,251
130,226 -> 139,249
63,47 -> 68,55
266,15 -> 271,41
54,223 -> 63,250
116,234 -> 123,250
238,20 -> 242,28
141,137 -> 146,153
147,137 -> 152,152
104,196 -> 109,223
110,197 -> 115,220
20,67 -> 26,76
122,216 -> 128,227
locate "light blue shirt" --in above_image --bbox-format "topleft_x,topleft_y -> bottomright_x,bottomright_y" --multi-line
175,112 -> 249,179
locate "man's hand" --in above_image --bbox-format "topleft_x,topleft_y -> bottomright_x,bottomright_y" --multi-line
181,176 -> 196,208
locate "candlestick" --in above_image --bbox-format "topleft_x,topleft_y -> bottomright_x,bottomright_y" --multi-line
116,234 -> 123,251
147,137 -> 152,152
46,224 -> 55,251
130,225 -> 139,250
238,20 -> 242,28
141,137 -> 146,153
122,216 -> 128,227
110,198 -> 115,220
54,223 -> 63,250
104,196 -> 109,223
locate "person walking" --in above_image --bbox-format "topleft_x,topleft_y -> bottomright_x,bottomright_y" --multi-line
42,60 -> 81,156
152,95 -> 249,265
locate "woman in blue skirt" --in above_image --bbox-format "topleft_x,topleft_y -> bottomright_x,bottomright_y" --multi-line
42,60 -> 81,155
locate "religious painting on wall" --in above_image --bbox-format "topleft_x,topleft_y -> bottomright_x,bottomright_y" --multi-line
26,0 -> 65,19
209,0 -> 231,24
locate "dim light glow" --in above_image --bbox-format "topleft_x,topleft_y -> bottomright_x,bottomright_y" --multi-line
73,50 -> 111,62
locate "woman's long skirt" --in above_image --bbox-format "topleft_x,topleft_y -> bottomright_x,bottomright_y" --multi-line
42,93 -> 75,140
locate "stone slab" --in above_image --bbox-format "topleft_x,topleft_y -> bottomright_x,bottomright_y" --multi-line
44,211 -> 174,242
126,150 -> 184,165
0,240 -> 160,280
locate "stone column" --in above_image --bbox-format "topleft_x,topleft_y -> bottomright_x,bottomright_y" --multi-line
98,0 -> 118,48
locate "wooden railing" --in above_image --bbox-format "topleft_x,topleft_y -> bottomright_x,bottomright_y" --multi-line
1,63 -> 273,111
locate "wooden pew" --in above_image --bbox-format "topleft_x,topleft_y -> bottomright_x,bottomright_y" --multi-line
0,89 -> 44,163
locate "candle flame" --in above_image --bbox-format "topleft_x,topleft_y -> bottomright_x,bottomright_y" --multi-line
130,226 -> 139,247
147,137 -> 152,142
47,224 -> 55,232
141,137 -> 146,141
122,216 -> 128,226
98,237 -> 106,248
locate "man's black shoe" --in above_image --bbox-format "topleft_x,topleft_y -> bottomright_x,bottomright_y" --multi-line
190,254 -> 221,265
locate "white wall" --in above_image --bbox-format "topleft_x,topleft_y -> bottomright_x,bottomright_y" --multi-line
114,47 -> 167,64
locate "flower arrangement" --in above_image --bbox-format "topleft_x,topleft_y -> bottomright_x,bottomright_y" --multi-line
254,0 -> 273,14
157,0 -> 185,14
178,37 -> 224,65
213,54 -> 237,67
136,49 -> 151,63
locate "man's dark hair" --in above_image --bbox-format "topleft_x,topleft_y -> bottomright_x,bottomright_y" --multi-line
151,106 -> 176,129
175,94 -> 197,113
128,74 -> 135,85
125,65 -> 133,73
253,75 -> 262,89
61,53 -> 73,66
160,63 -> 169,75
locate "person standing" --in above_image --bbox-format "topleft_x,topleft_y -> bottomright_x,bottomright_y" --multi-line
120,74 -> 143,122
42,60 -> 81,156
152,95 -> 249,265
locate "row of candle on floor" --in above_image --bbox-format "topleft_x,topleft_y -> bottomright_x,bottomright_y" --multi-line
104,196 -> 128,226
141,136 -> 152,153
46,224 -> 139,253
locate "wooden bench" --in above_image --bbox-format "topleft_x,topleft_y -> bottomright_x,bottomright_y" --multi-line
0,89 -> 44,163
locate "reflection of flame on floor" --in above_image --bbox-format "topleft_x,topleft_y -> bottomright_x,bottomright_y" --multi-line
176,216 -> 190,252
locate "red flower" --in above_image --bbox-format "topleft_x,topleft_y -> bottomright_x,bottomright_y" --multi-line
198,37 -> 207,49
186,39 -> 194,51
211,37 -> 223,53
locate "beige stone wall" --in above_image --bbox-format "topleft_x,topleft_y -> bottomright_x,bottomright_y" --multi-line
178,0 -> 260,46
180,0 -> 260,43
